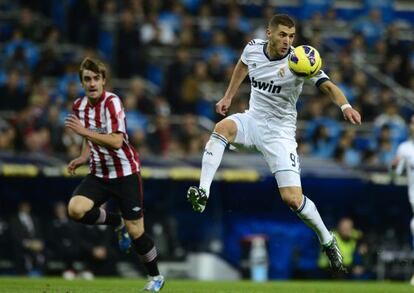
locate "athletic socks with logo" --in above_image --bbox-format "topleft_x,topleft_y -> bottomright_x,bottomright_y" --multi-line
133,233 -> 160,276
295,195 -> 332,245
199,132 -> 228,197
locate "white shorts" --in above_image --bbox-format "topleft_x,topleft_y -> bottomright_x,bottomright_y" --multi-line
227,112 -> 301,188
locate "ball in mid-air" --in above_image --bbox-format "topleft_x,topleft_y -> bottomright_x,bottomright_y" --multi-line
288,45 -> 322,78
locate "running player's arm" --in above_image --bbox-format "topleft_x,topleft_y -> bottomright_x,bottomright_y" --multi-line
84,130 -> 123,150
216,59 -> 248,116
319,80 -> 362,125
65,114 -> 123,149
79,138 -> 90,160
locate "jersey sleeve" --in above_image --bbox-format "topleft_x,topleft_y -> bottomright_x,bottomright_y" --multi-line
72,98 -> 82,118
240,43 -> 250,65
240,39 -> 261,65
395,144 -> 406,175
309,69 -> 330,88
105,96 -> 126,134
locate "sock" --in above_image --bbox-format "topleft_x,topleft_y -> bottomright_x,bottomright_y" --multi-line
74,207 -> 121,226
133,233 -> 160,276
295,195 -> 332,245
95,208 -> 122,226
199,132 -> 228,197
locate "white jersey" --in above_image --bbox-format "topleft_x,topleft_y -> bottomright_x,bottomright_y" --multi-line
395,139 -> 414,195
240,39 -> 329,137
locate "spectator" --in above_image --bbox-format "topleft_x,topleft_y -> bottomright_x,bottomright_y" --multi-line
0,70 -> 29,112
116,10 -> 147,78
318,217 -> 368,279
46,202 -> 81,279
10,201 -> 46,276
78,224 -> 119,277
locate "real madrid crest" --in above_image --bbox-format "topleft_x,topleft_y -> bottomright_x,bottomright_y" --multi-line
277,68 -> 285,78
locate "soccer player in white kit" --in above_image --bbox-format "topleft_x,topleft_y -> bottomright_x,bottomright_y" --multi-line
187,14 -> 361,274
392,116 -> 414,247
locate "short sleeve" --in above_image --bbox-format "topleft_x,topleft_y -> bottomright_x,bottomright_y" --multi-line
72,98 -> 82,118
105,96 -> 126,134
309,69 -> 330,88
240,43 -> 250,65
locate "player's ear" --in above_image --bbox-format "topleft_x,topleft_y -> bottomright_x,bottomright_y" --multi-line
266,27 -> 272,39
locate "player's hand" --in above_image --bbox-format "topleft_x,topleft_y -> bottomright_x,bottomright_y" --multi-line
216,97 -> 232,116
343,108 -> 361,125
65,114 -> 88,136
67,156 -> 87,175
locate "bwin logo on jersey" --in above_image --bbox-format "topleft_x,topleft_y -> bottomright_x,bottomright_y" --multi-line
251,77 -> 281,94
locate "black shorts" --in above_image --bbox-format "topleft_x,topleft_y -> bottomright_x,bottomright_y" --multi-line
72,172 -> 143,220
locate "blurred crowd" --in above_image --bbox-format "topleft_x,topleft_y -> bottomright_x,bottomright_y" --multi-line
0,200 -> 183,278
0,0 -> 413,170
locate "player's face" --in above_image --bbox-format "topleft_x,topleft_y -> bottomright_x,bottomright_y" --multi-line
81,69 -> 106,100
266,24 -> 295,57
410,116 -> 414,136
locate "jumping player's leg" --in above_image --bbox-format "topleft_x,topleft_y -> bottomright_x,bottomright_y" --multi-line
278,185 -> 332,245
187,119 -> 238,212
261,138 -> 346,273
200,119 -> 237,196
278,183 -> 346,273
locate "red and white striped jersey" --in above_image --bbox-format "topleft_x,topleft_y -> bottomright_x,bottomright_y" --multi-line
72,91 -> 140,179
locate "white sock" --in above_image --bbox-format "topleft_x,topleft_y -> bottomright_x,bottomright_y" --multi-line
199,132 -> 228,197
296,195 -> 332,245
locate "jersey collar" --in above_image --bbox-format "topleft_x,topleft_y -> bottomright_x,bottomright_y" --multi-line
263,43 -> 290,61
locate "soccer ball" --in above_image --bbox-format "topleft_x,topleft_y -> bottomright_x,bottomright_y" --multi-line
288,45 -> 322,78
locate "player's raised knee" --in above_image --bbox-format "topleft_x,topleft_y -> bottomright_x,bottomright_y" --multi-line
67,196 -> 91,220
214,119 -> 237,142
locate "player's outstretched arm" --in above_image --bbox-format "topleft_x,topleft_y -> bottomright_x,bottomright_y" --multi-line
216,59 -> 248,116
319,80 -> 361,125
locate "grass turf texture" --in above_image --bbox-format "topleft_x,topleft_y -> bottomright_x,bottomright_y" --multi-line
0,278 -> 412,293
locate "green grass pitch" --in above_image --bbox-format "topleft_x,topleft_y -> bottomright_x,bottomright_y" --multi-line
0,277 -> 412,293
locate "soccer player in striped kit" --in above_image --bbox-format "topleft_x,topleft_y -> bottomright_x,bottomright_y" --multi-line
187,14 -> 361,274
65,57 -> 164,291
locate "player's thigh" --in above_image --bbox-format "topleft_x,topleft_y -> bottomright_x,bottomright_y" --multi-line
111,172 -> 143,221
225,113 -> 256,146
259,138 -> 302,187
69,174 -> 110,215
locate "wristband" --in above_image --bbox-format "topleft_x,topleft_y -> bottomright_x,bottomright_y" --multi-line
340,104 -> 352,112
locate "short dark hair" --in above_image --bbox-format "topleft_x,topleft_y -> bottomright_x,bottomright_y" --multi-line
79,57 -> 107,81
268,14 -> 295,29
